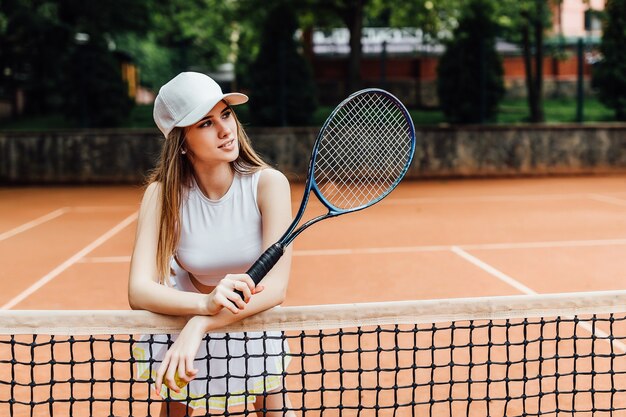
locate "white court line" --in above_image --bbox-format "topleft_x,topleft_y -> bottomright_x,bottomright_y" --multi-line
294,246 -> 447,256
70,206 -> 137,213
0,208 -> 69,242
0,206 -> 137,242
384,193 -> 590,205
294,237 -> 626,257
1,212 -> 138,310
450,246 -> 537,295
79,237 -> 626,263
386,192 -> 626,205
462,238 -> 626,251
78,256 -> 131,263
587,194 -> 626,207
450,246 -> 626,352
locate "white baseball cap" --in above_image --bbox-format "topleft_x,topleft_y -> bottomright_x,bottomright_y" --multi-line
153,72 -> 248,138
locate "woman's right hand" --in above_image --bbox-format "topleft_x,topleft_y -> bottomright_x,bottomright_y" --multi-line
205,274 -> 264,315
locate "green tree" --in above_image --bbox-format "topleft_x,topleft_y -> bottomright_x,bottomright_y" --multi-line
113,0 -> 239,100
240,0 -> 461,101
62,41 -> 133,127
231,0 -> 269,94
0,1 -> 66,117
0,0 -> 151,126
437,0 -> 504,124
380,0 -> 553,123
113,32 -> 177,92
496,0 -> 553,123
322,0 -> 368,93
593,0 -> 626,120
248,2 -> 317,126
369,0 -> 463,43
299,0 -> 370,94
144,0 -> 236,75
56,0 -> 151,127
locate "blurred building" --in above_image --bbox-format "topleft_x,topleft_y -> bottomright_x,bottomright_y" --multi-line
553,0 -> 604,38
308,0 -> 605,107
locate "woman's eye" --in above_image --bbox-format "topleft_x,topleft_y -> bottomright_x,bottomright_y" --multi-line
222,111 -> 231,119
201,120 -> 212,128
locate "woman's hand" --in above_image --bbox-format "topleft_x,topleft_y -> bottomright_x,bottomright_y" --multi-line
155,316 -> 205,394
206,274 -> 264,315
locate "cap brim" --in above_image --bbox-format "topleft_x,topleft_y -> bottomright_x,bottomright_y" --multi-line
223,92 -> 248,106
175,93 -> 249,128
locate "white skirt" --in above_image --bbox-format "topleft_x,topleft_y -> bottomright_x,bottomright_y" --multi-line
133,263 -> 290,410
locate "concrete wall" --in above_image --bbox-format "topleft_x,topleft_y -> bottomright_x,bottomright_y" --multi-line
409,124 -> 626,178
1,125 -> 625,184
0,130 -> 162,184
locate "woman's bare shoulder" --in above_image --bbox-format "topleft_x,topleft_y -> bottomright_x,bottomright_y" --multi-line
257,169 -> 290,210
258,168 -> 289,188
140,181 -> 163,209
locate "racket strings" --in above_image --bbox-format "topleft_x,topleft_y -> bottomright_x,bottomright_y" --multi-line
318,117 -> 408,207
315,93 -> 413,210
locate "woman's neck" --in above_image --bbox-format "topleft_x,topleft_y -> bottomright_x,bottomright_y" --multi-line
192,163 -> 234,200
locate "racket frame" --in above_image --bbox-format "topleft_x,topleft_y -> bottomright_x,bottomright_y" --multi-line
278,88 -> 416,247
242,88 -> 416,288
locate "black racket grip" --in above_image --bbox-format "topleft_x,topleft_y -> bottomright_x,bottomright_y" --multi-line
235,243 -> 284,300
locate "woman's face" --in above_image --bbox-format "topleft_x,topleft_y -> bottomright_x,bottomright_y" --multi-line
184,101 -> 239,165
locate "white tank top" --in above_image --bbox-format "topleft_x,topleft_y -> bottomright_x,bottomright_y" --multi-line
175,170 -> 264,286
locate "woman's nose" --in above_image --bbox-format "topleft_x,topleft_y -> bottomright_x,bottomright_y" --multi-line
217,121 -> 231,137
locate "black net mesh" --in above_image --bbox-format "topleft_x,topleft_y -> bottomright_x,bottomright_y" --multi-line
2,313 -> 626,416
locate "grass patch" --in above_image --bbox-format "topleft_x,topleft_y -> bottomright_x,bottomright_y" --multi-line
497,97 -> 615,124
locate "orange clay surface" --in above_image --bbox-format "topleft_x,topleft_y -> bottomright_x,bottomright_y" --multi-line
1,175 -> 625,310
2,176 -> 626,416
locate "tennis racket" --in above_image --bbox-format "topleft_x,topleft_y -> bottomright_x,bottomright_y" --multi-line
237,88 -> 416,298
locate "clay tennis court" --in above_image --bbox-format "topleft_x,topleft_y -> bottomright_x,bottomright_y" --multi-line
2,174 -> 626,416
1,174 -> 625,310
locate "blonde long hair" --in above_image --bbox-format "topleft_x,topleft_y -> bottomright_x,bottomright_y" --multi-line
148,106 -> 268,283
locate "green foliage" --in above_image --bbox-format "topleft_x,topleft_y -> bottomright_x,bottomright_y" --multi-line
0,1 -> 66,114
369,0 -> 462,41
0,0 -> 151,126
248,2 -> 317,126
593,0 -> 626,120
436,0 -> 504,124
114,32 -> 177,90
62,42 -> 133,127
145,0 -> 236,73
494,0 -> 552,44
112,0 -> 239,94
494,0 -> 553,123
232,0 -> 270,93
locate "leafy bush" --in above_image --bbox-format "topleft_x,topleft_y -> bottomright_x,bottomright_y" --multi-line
62,41 -> 133,127
593,0 -> 626,121
437,0 -> 504,124
248,2 -> 317,126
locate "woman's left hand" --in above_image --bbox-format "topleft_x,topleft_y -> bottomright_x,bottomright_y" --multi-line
155,316 -> 206,394
206,273 -> 264,315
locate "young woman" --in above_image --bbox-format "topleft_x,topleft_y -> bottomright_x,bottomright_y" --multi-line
128,72 -> 295,416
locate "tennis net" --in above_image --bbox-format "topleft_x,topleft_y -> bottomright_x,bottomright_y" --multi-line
1,290 -> 626,416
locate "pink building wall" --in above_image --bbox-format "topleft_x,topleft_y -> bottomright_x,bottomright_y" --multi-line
553,0 -> 605,37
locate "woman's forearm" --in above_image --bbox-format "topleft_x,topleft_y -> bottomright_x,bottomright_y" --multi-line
190,280 -> 286,333
128,280 -> 209,316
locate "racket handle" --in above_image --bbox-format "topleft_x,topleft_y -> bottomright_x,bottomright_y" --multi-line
235,243 -> 285,300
